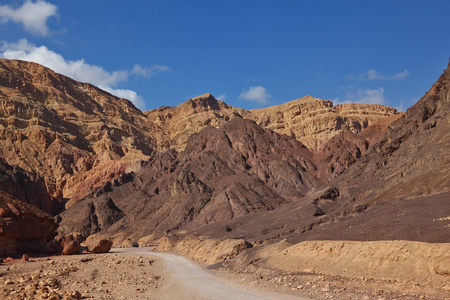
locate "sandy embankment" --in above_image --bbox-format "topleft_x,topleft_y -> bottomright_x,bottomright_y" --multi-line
162,237 -> 450,299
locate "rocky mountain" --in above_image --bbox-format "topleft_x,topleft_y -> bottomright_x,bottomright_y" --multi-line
62,57 -> 450,246
0,58 -> 412,252
0,58 -> 400,216
59,117 -> 321,243
145,93 -> 253,151
0,59 -> 158,209
191,59 -> 450,244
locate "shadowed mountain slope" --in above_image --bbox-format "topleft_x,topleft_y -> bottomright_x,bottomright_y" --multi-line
59,118 -> 323,243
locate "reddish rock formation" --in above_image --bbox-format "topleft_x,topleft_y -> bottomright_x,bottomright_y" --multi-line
0,191 -> 57,256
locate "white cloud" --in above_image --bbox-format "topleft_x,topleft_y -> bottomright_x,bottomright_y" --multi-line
348,69 -> 410,81
131,64 -> 171,78
0,0 -> 58,36
238,86 -> 271,104
100,86 -> 145,109
216,94 -> 226,101
356,87 -> 385,104
363,69 -> 409,80
336,86 -> 386,105
0,39 -> 170,109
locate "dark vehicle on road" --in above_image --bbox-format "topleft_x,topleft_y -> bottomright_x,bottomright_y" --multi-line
132,242 -> 139,247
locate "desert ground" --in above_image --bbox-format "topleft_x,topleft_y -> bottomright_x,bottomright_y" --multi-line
0,246 -> 448,300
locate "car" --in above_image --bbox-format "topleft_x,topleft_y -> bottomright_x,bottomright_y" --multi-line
131,242 -> 139,247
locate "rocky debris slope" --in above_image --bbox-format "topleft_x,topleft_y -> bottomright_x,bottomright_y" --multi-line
0,59 -> 158,208
0,191 -> 57,256
60,117 -> 322,244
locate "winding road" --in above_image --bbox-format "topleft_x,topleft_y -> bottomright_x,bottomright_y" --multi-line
112,247 -> 311,300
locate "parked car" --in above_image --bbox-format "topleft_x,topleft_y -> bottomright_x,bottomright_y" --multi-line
131,242 -> 139,247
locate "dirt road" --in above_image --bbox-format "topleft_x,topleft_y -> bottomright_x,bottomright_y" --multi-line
113,247 -> 311,300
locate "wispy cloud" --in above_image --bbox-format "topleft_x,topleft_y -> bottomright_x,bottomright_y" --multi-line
0,39 -> 170,109
216,94 -> 226,101
347,69 -> 410,81
238,86 -> 271,104
131,64 -> 171,78
335,86 -> 385,105
356,87 -> 385,104
0,0 -> 58,36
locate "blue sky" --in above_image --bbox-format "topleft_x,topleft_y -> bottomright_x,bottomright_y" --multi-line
1,1 -> 449,112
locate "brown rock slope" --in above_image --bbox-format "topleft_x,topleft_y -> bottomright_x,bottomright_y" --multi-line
59,117 -> 322,244
0,59 -> 158,209
192,59 -> 450,244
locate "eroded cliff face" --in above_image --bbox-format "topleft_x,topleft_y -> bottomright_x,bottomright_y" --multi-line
189,59 -> 450,245
251,96 -> 400,151
0,59 -> 158,207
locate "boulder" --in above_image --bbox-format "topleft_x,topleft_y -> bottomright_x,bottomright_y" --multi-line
62,240 -> 80,255
86,238 -> 113,253
44,239 -> 62,254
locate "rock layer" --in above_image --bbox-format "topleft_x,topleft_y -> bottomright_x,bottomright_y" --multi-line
251,96 -> 399,151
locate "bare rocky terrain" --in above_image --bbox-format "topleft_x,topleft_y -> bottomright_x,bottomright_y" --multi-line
0,57 -> 449,300
0,246 -> 448,300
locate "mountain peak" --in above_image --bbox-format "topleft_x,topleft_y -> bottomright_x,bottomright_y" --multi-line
184,93 -> 225,111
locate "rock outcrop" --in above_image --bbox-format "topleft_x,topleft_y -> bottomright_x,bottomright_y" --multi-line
251,96 -> 400,151
0,59 -> 400,216
0,191 -> 57,256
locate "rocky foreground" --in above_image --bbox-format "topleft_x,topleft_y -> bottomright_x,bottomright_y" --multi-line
0,244 -> 449,300
0,250 -> 161,299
